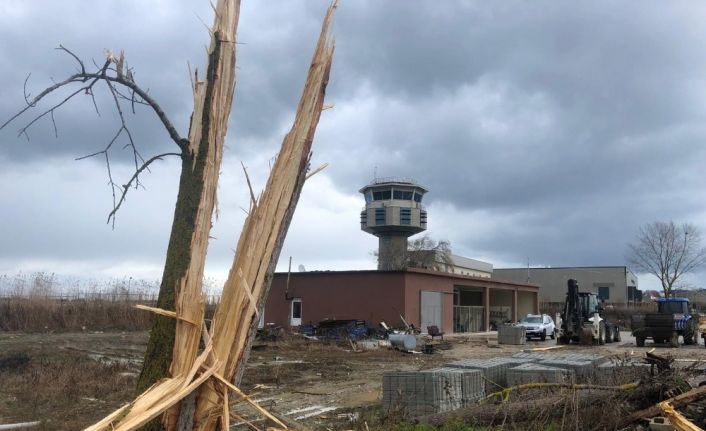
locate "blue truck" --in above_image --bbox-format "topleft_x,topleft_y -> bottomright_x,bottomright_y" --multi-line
631,298 -> 698,347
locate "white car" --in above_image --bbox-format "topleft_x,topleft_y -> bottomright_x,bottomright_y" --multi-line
519,314 -> 556,341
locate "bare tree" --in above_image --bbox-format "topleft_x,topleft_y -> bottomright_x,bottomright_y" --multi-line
627,221 -> 706,297
406,234 -> 454,271
1,47 -> 185,228
1,4 -> 241,429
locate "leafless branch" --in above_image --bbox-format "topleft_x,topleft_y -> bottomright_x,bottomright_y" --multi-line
106,152 -> 182,226
56,44 -> 86,75
1,46 -> 190,226
23,73 -> 33,106
1,47 -> 188,152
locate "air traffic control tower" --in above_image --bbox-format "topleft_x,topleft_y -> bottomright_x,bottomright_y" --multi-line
360,178 -> 428,270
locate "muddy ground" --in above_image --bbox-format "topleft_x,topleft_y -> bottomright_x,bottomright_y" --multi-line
1,330 -> 705,430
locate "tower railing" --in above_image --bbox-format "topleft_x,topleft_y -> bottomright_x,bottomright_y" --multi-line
370,176 -> 419,185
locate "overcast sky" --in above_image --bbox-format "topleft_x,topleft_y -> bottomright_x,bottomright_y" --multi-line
2,1 -> 706,293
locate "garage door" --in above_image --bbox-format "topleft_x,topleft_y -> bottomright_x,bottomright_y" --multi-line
420,291 -> 443,334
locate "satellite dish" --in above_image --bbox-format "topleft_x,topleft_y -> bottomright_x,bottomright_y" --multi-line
298,264 -> 306,272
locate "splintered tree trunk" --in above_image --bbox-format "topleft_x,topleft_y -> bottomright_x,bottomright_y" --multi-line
83,2 -> 334,430
190,4 -> 335,430
136,1 -> 241,430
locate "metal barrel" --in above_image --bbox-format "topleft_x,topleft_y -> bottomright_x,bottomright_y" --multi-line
388,334 -> 417,350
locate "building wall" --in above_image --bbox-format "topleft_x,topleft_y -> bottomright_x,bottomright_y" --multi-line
264,270 -> 540,334
402,272 -> 455,333
447,254 -> 493,278
264,272 -> 406,328
492,267 -> 638,303
517,291 -> 535,319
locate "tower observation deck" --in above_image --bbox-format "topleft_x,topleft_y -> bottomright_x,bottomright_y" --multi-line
359,177 -> 428,270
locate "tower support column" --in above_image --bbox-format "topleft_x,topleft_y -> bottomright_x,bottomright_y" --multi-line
378,235 -> 409,270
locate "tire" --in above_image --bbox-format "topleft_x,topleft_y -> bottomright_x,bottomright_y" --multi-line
541,329 -> 547,341
557,335 -> 569,345
684,325 -> 695,345
614,328 -> 621,343
598,321 -> 606,345
550,329 -> 556,340
636,336 -> 645,347
670,332 -> 679,348
604,326 -> 613,344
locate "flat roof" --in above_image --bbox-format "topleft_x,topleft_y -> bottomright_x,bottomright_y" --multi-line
273,268 -> 539,290
497,266 -> 628,269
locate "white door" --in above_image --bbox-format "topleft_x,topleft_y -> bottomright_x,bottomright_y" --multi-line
290,298 -> 302,326
420,291 -> 443,334
258,308 -> 265,329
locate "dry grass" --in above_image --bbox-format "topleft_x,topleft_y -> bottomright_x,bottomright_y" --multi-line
0,296 -> 153,332
0,349 -> 137,430
0,295 -> 218,332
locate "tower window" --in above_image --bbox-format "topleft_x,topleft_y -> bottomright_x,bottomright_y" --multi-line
360,211 -> 367,226
413,192 -> 423,202
375,208 -> 386,225
394,190 -> 413,200
373,189 -> 392,200
400,208 -> 411,225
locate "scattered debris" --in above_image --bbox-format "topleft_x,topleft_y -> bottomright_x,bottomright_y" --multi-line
0,421 -> 42,430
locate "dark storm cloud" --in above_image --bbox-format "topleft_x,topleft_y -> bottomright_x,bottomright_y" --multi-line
2,1 -> 706,286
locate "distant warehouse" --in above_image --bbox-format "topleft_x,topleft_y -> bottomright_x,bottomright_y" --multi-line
492,266 -> 639,304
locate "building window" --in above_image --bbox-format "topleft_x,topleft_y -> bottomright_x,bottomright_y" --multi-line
360,211 -> 367,226
373,189 -> 391,200
292,301 -> 302,319
413,192 -> 423,202
375,208 -> 386,225
420,210 -> 427,224
400,208 -> 411,225
598,286 -> 610,301
394,190 -> 413,200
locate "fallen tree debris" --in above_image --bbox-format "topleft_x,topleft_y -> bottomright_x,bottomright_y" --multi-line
626,384 -> 706,427
0,422 -> 42,431
659,400 -> 703,431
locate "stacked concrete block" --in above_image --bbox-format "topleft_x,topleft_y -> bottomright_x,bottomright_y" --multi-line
502,357 -> 541,367
382,369 -> 481,416
594,361 -> 651,386
446,357 -> 524,390
538,359 -> 594,381
426,367 -> 485,406
558,352 -> 608,366
511,351 -> 607,366
510,352 -> 555,362
498,325 -> 526,345
506,363 -> 575,386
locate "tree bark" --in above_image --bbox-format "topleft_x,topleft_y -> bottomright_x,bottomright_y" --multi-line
191,4 -> 335,428
136,150 -> 206,395
136,2 -> 241,431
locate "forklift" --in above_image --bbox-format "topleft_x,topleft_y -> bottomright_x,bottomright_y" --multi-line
556,279 -> 621,345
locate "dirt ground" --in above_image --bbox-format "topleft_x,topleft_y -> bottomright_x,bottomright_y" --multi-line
1,330 -> 706,430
